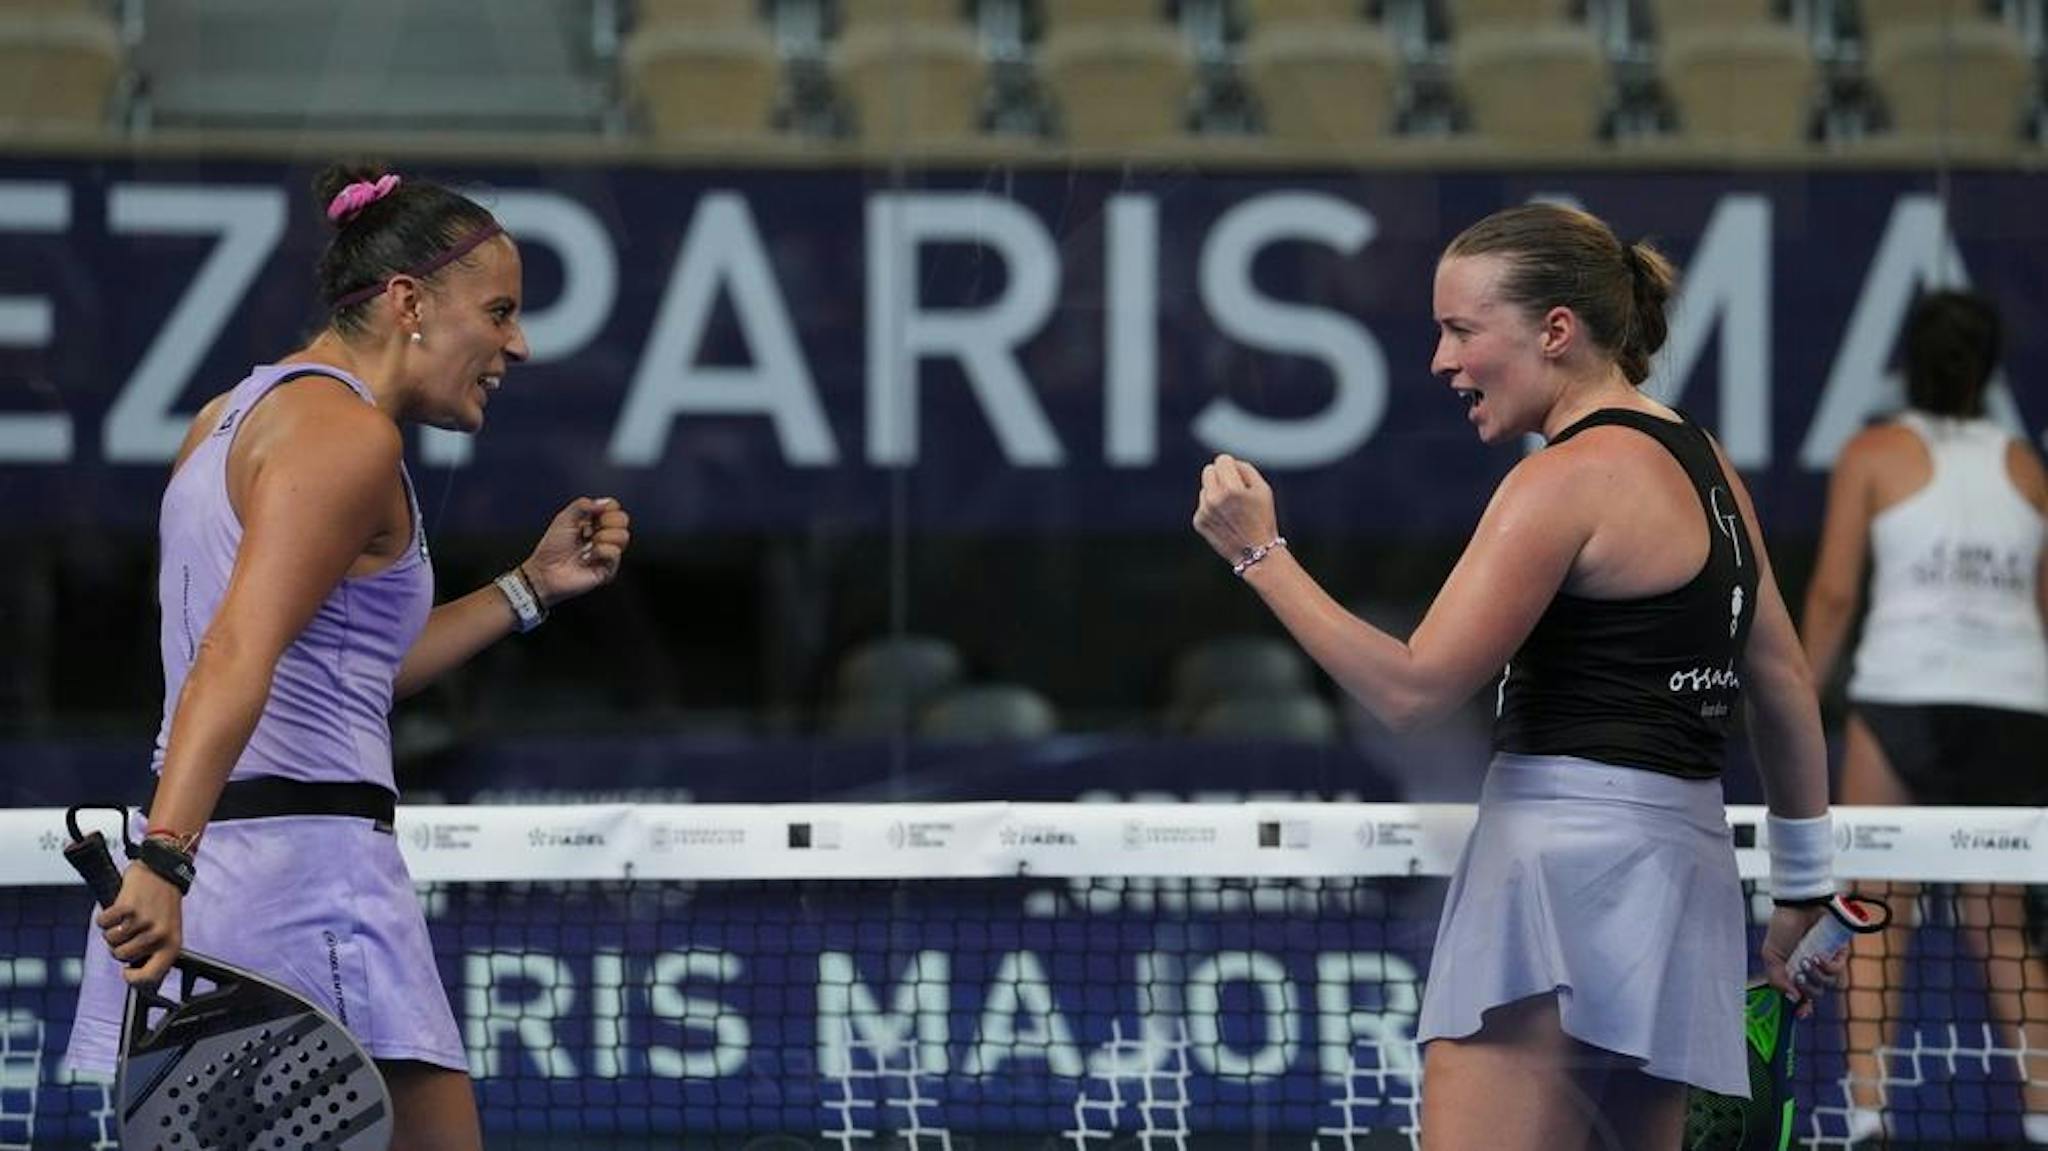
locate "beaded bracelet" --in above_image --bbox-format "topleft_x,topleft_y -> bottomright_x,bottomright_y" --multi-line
1231,536 -> 1288,578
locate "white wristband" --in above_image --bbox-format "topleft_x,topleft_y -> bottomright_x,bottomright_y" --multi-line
1766,812 -> 1834,903
494,567 -> 548,633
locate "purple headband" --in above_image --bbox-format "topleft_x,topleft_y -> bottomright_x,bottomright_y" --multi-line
330,219 -> 505,313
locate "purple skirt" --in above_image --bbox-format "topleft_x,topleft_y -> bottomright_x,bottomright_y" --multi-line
1416,753 -> 1748,1096
65,812 -> 465,1076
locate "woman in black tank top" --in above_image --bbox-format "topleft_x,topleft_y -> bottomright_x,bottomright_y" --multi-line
1193,204 -> 1837,1151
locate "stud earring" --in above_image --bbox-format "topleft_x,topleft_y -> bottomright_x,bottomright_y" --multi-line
409,330 -> 423,345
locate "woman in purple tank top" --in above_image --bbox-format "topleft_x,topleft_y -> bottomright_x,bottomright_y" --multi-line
68,164 -> 632,1150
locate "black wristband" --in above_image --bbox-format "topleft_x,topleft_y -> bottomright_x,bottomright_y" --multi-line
1772,894 -> 1833,909
135,836 -> 195,895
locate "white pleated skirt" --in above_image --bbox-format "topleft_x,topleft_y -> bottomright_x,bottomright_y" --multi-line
1416,753 -> 1748,1096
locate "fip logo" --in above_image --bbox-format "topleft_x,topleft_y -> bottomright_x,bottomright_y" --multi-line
1950,829 -> 2032,852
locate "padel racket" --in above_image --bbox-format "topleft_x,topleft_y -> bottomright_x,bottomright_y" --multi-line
1684,893 -> 1891,1151
64,804 -> 394,1151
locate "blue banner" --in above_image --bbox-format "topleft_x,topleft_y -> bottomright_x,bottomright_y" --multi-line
3,881 -> 2032,1147
3,160 -> 2045,536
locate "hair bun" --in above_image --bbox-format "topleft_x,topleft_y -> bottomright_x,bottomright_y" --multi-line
311,163 -> 393,227
325,173 -> 401,226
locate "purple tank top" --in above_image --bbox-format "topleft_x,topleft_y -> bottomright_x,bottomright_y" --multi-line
152,363 -> 433,794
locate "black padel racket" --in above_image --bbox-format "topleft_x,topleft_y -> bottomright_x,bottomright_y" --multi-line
63,804 -> 394,1151
1684,893 -> 1891,1151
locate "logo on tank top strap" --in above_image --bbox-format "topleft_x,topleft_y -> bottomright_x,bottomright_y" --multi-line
1710,486 -> 1743,569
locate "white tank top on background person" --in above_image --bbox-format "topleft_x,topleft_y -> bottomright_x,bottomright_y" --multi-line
1847,412 -> 2048,714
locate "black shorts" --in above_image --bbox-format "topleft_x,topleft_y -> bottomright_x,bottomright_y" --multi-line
1852,702 -> 2048,806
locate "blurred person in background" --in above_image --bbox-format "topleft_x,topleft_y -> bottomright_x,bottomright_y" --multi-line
64,164 -> 632,1151
1799,289 -> 2048,1145
1195,202 -> 1839,1150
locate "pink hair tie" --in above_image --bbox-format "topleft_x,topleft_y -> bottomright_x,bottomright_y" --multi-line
326,174 -> 401,224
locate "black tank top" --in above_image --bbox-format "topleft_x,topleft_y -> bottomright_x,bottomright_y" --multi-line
1492,409 -> 1760,780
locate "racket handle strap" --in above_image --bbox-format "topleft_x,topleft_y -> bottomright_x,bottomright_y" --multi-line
1784,892 -> 1892,1002
63,831 -> 126,908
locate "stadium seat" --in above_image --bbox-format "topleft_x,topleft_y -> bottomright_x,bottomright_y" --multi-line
623,20 -> 782,141
837,0 -> 966,35
134,0 -> 611,133
0,7 -> 120,129
1856,0 -> 2003,42
1454,23 -> 1607,147
1442,0 -> 1578,34
1644,0 -> 1779,37
1868,20 -> 2032,145
833,634 -> 966,710
1243,21 -> 1398,148
1661,22 -> 1816,146
825,694 -> 917,737
635,0 -> 761,27
917,683 -> 1060,741
1038,21 -> 1194,147
1246,0 -> 1366,26
1040,0 -> 1170,31
1189,692 -> 1340,743
835,21 -> 986,146
1168,634 -> 1313,716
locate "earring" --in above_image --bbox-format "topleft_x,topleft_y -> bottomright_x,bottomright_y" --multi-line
409,330 -> 423,345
